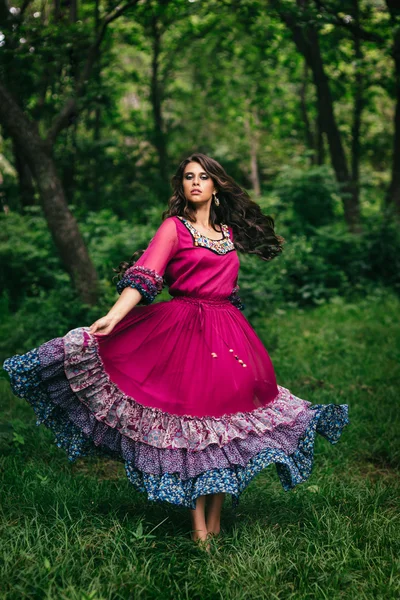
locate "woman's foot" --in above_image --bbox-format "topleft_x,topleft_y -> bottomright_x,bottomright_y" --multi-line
190,495 -> 208,546
205,492 -> 225,536
205,521 -> 221,538
191,529 -> 208,543
192,532 -> 211,553
206,530 -> 220,539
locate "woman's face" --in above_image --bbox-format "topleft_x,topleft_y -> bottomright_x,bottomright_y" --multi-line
182,161 -> 216,203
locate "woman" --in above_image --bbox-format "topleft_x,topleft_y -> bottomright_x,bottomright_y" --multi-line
3,153 -> 349,550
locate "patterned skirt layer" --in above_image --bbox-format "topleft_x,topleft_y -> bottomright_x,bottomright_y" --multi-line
3,297 -> 349,509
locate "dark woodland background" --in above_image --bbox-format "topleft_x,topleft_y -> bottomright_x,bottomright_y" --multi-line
1,0 -> 400,357
1,3 -> 400,598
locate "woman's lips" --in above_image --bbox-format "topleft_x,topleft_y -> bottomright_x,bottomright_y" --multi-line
191,190 -> 202,195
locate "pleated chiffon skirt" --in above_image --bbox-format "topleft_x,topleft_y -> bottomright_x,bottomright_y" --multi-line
3,296 -> 349,509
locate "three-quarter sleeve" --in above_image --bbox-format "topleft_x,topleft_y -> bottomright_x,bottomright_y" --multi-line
116,217 -> 178,304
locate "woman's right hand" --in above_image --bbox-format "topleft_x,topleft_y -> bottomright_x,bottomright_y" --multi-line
89,315 -> 119,335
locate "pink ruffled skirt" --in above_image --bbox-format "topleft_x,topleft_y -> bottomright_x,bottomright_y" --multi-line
3,296 -> 349,508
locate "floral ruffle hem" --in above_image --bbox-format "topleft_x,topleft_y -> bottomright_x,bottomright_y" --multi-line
3,331 -> 349,510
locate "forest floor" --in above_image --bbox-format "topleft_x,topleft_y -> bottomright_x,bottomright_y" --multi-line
0,292 -> 399,600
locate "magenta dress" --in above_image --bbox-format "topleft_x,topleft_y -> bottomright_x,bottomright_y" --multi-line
3,215 -> 349,509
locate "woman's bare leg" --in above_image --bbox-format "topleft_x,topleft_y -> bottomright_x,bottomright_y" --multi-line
206,492 -> 225,535
189,494 -> 208,541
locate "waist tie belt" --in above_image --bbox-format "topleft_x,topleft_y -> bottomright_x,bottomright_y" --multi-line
170,296 -> 247,367
171,296 -> 231,330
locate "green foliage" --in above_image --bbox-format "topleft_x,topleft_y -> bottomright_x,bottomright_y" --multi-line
0,206 -> 399,359
0,207 -> 170,358
1,0 -> 395,219
274,165 -> 341,232
239,215 -> 400,319
0,207 -> 64,310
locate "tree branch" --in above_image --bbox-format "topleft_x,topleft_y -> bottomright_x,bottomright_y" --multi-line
46,0 -> 142,144
317,1 -> 386,46
0,0 -> 34,28
20,0 -> 34,19
160,18 -> 221,87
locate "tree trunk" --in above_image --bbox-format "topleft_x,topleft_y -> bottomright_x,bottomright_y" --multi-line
0,84 -> 98,304
13,139 -> 36,208
316,112 -> 325,165
385,1 -> 400,216
300,28 -> 360,228
249,142 -> 261,197
62,125 -> 78,204
244,113 -> 261,196
351,0 -> 364,214
276,4 -> 361,231
54,0 -> 61,21
33,154 -> 98,305
150,16 -> 169,186
70,0 -> 77,23
386,38 -> 400,215
92,0 -> 101,201
300,62 -> 316,164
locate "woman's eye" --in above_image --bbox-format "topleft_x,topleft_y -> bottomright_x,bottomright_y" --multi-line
184,173 -> 209,180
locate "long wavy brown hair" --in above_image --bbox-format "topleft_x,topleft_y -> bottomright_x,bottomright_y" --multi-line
115,153 -> 285,277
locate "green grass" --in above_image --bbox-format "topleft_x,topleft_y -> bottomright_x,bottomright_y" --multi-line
1,291 -> 399,599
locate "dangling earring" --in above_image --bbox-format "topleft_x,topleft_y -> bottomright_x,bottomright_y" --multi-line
213,192 -> 220,206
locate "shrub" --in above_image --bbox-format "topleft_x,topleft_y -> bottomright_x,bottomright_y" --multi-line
274,165 -> 341,232
238,216 -> 400,318
1,206 -> 399,358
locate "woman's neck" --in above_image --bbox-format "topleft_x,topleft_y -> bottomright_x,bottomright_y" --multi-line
193,206 -> 212,229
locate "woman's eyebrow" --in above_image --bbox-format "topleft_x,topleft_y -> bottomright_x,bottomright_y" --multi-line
184,171 -> 208,175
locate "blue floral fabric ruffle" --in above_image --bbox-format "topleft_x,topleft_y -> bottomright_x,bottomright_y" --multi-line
3,343 -> 349,510
124,402 -> 348,508
116,265 -> 164,304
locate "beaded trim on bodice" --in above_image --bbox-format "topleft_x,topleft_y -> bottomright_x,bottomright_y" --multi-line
176,216 -> 235,255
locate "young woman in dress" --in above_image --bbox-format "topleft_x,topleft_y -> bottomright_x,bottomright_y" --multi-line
3,153 -> 349,550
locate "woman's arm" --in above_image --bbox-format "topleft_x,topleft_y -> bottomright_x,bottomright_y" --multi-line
89,287 -> 143,335
107,286 -> 143,321
89,217 -> 179,335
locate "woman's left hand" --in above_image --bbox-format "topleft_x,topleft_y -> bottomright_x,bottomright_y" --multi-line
89,315 -> 119,335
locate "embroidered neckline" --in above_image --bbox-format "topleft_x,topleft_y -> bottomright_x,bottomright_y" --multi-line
176,216 -> 235,255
